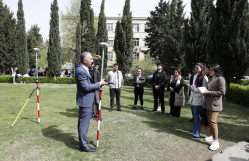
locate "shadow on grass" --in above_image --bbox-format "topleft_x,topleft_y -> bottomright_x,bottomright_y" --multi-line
122,107 -> 249,144
42,125 -> 79,150
59,108 -> 78,118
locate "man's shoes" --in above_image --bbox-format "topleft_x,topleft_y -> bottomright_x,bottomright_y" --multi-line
117,109 -> 122,112
133,106 -> 137,110
192,135 -> 200,138
80,146 -> 96,152
141,106 -> 144,110
87,140 -> 94,144
151,110 -> 157,113
189,118 -> 193,122
93,115 -> 98,119
162,112 -> 166,115
109,109 -> 113,112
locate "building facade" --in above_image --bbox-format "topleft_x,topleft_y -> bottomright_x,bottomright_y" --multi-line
106,17 -> 149,67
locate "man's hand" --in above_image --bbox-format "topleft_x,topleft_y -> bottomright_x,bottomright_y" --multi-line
136,80 -> 140,84
95,55 -> 101,60
155,85 -> 159,89
100,79 -> 107,86
170,87 -> 174,92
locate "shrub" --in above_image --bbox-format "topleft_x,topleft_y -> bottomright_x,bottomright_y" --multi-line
0,76 -> 13,83
226,83 -> 249,106
238,80 -> 249,86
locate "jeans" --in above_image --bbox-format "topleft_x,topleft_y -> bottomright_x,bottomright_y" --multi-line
192,106 -> 202,137
110,88 -> 121,110
134,87 -> 144,106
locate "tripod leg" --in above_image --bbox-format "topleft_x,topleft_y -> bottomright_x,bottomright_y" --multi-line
11,98 -> 30,127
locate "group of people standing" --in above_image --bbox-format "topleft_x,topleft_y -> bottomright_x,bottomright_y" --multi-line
75,51 -> 226,152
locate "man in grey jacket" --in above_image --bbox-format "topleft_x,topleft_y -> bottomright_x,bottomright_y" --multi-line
106,64 -> 123,112
75,52 -> 106,152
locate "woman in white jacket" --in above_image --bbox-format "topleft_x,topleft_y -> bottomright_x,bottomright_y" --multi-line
189,63 -> 209,138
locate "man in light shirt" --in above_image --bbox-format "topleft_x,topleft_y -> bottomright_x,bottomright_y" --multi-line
106,64 -> 124,112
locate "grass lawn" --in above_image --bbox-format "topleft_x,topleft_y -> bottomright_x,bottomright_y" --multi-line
0,83 -> 248,161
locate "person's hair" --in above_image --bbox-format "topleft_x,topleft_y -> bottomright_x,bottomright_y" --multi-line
175,68 -> 182,75
80,52 -> 91,63
195,63 -> 206,87
95,63 -> 99,66
113,63 -> 118,67
157,63 -> 163,67
137,68 -> 142,72
209,64 -> 223,77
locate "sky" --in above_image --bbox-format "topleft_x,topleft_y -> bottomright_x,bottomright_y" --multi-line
2,0 -> 191,40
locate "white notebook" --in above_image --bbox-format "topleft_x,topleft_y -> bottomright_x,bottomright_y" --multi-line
198,87 -> 208,94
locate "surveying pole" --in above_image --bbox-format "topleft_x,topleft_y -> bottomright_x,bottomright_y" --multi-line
33,48 -> 40,123
96,42 -> 108,147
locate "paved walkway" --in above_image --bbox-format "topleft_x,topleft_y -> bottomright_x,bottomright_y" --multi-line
212,142 -> 249,161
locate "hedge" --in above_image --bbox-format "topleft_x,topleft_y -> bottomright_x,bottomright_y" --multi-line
226,83 -> 249,106
238,80 -> 249,86
0,76 -> 13,83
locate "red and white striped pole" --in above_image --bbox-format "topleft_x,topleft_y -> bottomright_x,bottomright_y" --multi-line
34,48 -> 40,124
96,42 -> 108,147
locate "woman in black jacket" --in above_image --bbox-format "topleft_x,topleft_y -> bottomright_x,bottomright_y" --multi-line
133,69 -> 145,110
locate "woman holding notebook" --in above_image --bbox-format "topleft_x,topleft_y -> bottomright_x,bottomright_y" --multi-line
188,63 -> 209,138
203,64 -> 226,151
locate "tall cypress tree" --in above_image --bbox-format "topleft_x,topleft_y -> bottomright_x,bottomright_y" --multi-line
114,21 -> 127,72
16,0 -> 28,75
118,0 -> 133,75
27,25 -> 43,68
183,0 -> 212,72
47,0 -> 62,77
75,21 -> 81,64
79,0 -> 96,54
96,0 -> 108,73
208,0 -> 249,85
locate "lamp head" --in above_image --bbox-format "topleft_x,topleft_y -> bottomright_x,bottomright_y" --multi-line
99,42 -> 108,48
33,48 -> 40,52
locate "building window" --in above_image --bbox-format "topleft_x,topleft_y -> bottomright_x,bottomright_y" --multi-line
134,38 -> 139,46
106,23 -> 113,32
144,24 -> 150,31
108,40 -> 114,47
107,52 -> 113,61
133,24 -> 139,32
134,52 -> 139,60
144,40 -> 149,47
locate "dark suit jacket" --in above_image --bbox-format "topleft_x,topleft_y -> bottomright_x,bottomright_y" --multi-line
152,70 -> 167,90
203,77 -> 226,112
75,63 -> 100,108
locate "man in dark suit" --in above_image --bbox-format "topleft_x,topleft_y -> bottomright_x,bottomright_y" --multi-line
75,52 -> 106,152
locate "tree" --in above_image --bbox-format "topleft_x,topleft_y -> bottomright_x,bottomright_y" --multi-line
114,0 -> 133,75
75,21 -> 81,64
96,0 -> 108,73
114,21 -> 127,74
0,1 -> 16,74
145,0 -> 186,75
207,0 -> 249,85
47,0 -> 62,77
16,0 -> 28,75
183,0 -> 212,73
79,0 -> 96,54
27,25 -> 43,68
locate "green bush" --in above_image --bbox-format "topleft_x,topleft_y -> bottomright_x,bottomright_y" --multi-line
238,80 -> 249,86
226,83 -> 249,106
0,76 -> 13,83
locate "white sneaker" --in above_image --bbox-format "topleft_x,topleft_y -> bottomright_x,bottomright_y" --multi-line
205,136 -> 214,142
209,140 -> 219,151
